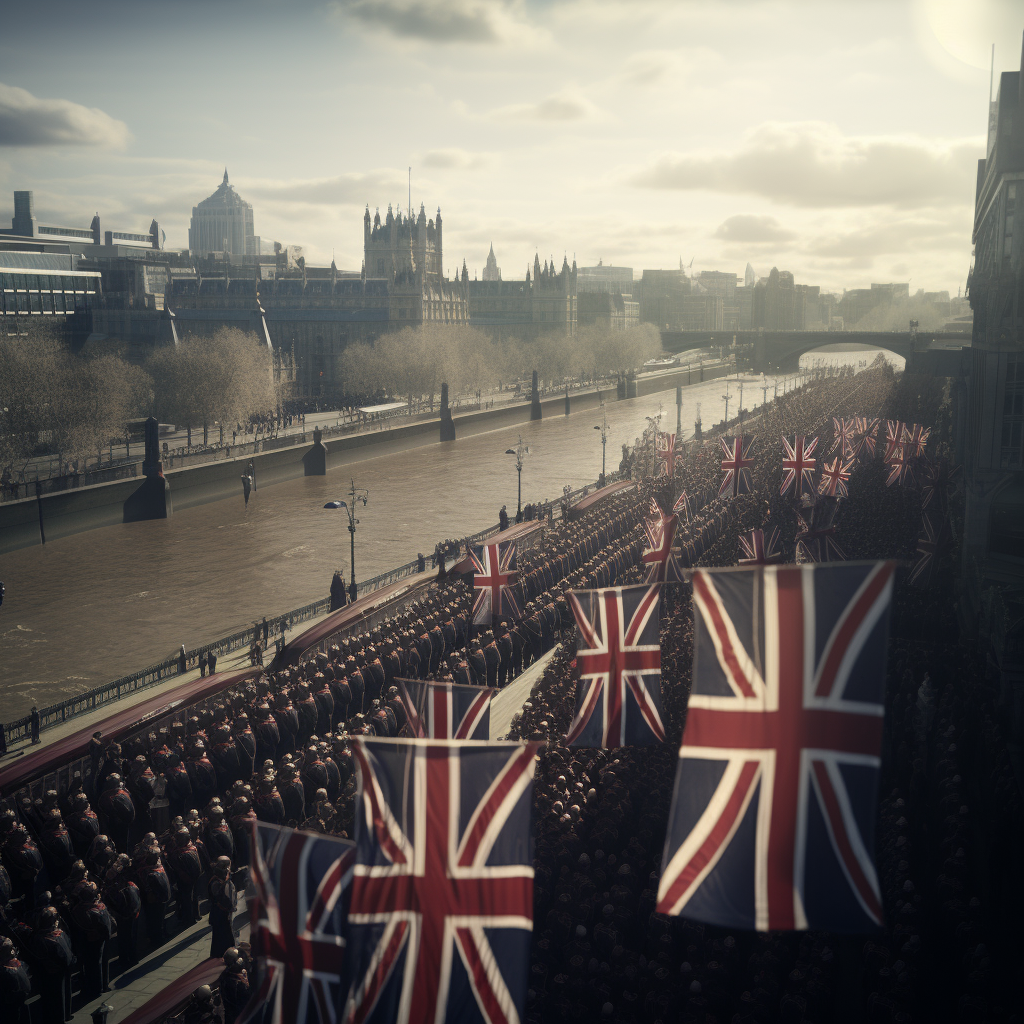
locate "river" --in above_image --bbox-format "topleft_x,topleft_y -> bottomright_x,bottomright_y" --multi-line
1,371 -> 794,714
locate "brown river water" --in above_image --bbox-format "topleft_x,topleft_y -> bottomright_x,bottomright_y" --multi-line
1,374 -> 790,716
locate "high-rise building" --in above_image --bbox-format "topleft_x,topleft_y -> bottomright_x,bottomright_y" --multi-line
482,243 -> 500,281
961,33 -> 1024,743
752,267 -> 797,330
744,263 -> 756,288
188,171 -> 259,256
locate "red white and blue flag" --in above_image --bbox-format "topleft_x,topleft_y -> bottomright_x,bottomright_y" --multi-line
657,562 -> 895,931
830,417 -> 855,458
795,501 -> 846,562
818,456 -> 854,499
737,526 -> 783,565
642,511 -> 684,584
884,421 -> 905,462
344,739 -> 540,1024
885,451 -> 915,489
673,489 -> 691,523
469,540 -> 522,626
920,457 -> 961,511
855,418 -> 879,461
241,821 -> 355,1024
902,423 -> 930,459
395,678 -> 495,740
719,436 -> 756,498
780,435 -> 818,498
908,513 -> 950,587
565,585 -> 665,747
656,432 -> 685,480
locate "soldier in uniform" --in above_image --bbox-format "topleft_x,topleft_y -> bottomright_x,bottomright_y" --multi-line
207,857 -> 237,960
97,774 -> 135,853
0,936 -> 31,1024
202,804 -> 234,863
102,855 -> 141,970
134,841 -> 171,950
65,792 -> 99,859
1,822 -> 43,904
496,624 -> 513,688
185,742 -> 218,813
70,880 -> 113,998
277,762 -> 305,824
26,906 -> 74,1024
220,947 -> 251,1024
164,828 -> 202,927
254,776 -> 285,825
38,808 -> 75,881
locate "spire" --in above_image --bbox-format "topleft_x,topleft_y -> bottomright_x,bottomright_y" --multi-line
223,168 -> 229,185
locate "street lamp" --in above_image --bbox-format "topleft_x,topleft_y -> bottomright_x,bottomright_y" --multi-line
738,379 -> 745,424
722,382 -> 731,425
593,401 -> 609,484
324,478 -> 368,602
504,434 -> 529,516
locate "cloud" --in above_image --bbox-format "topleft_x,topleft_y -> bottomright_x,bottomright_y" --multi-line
329,0 -> 525,44
420,147 -> 490,170
246,170 -> 408,206
631,121 -> 980,208
714,214 -> 795,243
0,83 -> 130,148
806,213 -> 969,263
489,93 -> 596,121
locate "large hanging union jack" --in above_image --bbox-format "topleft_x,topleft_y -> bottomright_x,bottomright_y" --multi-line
395,678 -> 495,740
902,423 -> 931,459
737,526 -> 783,565
642,511 -> 684,584
672,489 -> 691,523
240,821 -> 355,1024
780,435 -> 818,498
469,539 -> 522,626
656,431 -> 686,479
565,585 -> 665,747
884,420 -> 906,462
719,436 -> 756,497
343,739 -> 540,1024
657,562 -> 895,931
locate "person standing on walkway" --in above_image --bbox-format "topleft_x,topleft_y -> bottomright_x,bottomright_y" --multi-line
220,948 -> 250,1024
0,937 -> 32,1024
177,645 -> 187,674
30,707 -> 40,745
26,906 -> 74,1024
102,855 -> 140,970
70,880 -> 113,999
207,857 -> 237,959
134,842 -> 171,951
207,650 -> 218,675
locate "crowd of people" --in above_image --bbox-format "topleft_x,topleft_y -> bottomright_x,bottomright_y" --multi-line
3,362 -> 1021,1023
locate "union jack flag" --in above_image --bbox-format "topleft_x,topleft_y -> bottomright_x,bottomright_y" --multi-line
885,451 -> 914,488
657,562 -> 895,931
648,495 -> 663,519
673,489 -> 691,523
902,423 -> 931,459
920,458 -> 961,511
830,417 -> 855,457
642,511 -> 684,584
909,513 -> 951,587
795,500 -> 846,562
719,436 -> 755,498
737,527 -> 783,565
656,432 -> 685,479
884,421 -> 905,462
241,822 -> 355,1024
781,435 -> 818,497
344,739 -> 540,1024
818,456 -> 854,498
469,540 -> 522,626
565,585 -> 665,747
856,418 -> 879,460
395,678 -> 495,740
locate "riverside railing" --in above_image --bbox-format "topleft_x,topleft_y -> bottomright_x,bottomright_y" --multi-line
0,475 -> 617,748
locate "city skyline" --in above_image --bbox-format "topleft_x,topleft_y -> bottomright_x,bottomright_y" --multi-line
0,0 -> 1021,292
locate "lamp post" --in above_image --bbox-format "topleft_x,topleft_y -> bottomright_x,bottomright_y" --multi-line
504,434 -> 529,516
644,411 -> 661,479
324,478 -> 368,602
722,382 -> 731,426
738,379 -> 745,424
594,401 -> 608,484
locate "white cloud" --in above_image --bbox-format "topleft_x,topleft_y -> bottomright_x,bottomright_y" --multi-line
714,214 -> 795,243
489,93 -> 598,121
420,147 -> 490,170
631,121 -> 981,208
0,83 -> 130,148
245,170 -> 408,207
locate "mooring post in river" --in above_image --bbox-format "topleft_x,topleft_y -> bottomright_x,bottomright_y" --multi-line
676,385 -> 682,436
123,416 -> 172,522
440,382 -> 456,441
564,385 -> 570,416
530,370 -> 542,421
303,425 -> 328,475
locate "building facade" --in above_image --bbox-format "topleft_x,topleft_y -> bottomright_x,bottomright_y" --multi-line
188,171 -> 259,256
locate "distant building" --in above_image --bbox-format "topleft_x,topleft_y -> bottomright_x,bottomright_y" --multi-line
482,243 -> 500,281
744,262 -> 756,288
188,171 -> 259,257
752,267 -> 797,331
961,31 -> 1024,713
578,261 -> 633,295
697,270 -> 738,299
638,269 -> 690,329
467,252 -> 577,342
577,261 -> 637,331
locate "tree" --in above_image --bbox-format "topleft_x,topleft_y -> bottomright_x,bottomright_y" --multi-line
147,328 -> 277,445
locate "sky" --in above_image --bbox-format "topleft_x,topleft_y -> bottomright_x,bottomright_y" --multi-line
0,0 -> 1021,294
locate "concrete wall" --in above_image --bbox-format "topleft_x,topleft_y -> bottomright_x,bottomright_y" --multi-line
0,366 -> 714,554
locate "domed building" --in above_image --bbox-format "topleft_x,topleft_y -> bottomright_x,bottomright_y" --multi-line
188,169 -> 260,256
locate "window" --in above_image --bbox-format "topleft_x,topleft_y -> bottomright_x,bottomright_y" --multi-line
29,292 -> 41,312
1002,357 -> 1024,467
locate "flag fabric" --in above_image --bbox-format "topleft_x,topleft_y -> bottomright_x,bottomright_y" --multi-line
648,496 -> 663,519
884,421 -> 905,462
780,435 -> 818,498
469,540 -> 522,626
902,423 -> 930,459
719,436 -> 756,498
737,526 -> 783,565
344,738 -> 540,1024
885,452 -> 914,489
830,418 -> 855,457
642,511 -> 684,584
657,561 -> 895,931
856,418 -> 879,460
565,585 -> 666,747
920,458 -> 961,511
795,501 -> 846,562
818,457 -> 854,499
656,432 -> 685,480
240,821 -> 355,1024
395,678 -> 495,740
909,513 -> 950,587
673,489 -> 691,523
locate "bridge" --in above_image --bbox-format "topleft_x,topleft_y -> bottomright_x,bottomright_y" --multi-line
659,329 -> 970,374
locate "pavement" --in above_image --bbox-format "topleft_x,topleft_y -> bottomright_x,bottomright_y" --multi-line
490,647 -> 558,739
